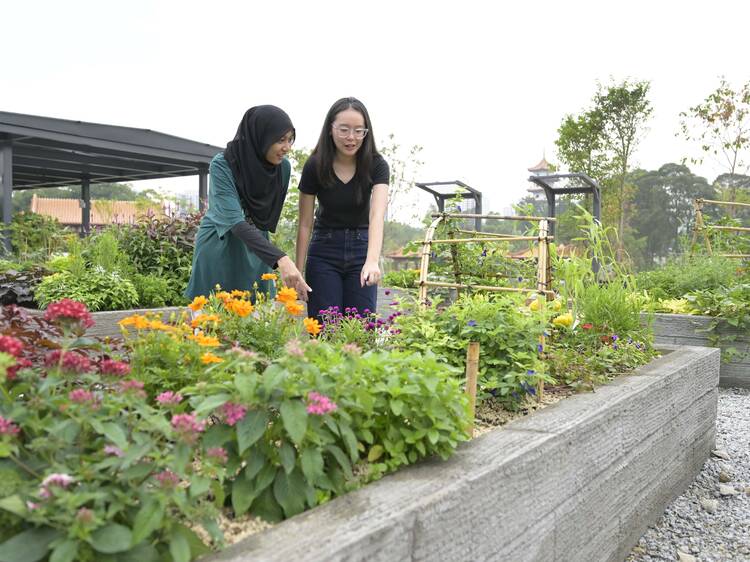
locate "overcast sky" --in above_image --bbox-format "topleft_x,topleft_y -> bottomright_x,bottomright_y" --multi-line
3,0 -> 748,222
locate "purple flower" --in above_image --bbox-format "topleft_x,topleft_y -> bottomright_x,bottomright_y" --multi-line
384,290 -> 391,296
612,334 -> 618,342
526,369 -> 535,375
467,320 -> 477,327
537,344 -> 544,353
220,402 -> 247,426
154,469 -> 180,488
104,445 -> 124,457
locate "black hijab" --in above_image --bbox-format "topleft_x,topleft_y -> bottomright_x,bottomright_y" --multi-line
224,105 -> 295,232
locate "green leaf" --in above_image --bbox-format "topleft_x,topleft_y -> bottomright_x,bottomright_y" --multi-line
337,421 -> 359,462
234,372 -> 257,401
0,527 -> 60,562
367,445 -> 384,462
190,475 -> 211,498
193,394 -> 230,416
131,498 -> 164,545
254,463 -> 277,494
101,422 -> 128,450
236,409 -> 269,454
300,447 -> 324,483
231,476 -> 255,516
114,543 -> 160,562
49,540 -> 78,562
390,399 -> 405,416
244,449 -> 265,481
168,531 -> 190,562
90,524 -> 133,554
273,469 -> 306,518
324,445 -> 352,479
280,400 -> 308,445
0,495 -> 26,518
201,424 -> 233,450
278,441 -> 296,474
428,429 -> 440,444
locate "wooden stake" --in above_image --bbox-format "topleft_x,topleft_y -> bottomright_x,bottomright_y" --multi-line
465,341 -> 480,437
418,216 -> 443,305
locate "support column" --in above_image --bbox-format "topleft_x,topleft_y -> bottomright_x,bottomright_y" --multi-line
0,143 -> 13,253
198,167 -> 208,212
474,195 -> 482,232
81,176 -> 91,236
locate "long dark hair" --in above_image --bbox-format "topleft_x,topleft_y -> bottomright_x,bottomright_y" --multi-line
312,97 -> 380,203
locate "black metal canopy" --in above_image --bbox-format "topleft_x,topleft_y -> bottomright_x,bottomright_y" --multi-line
415,180 -> 483,231
0,111 -> 223,246
527,173 -> 601,235
0,111 -> 222,190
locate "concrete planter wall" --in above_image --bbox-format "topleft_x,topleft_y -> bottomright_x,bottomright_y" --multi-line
206,345 -> 720,562
649,313 -> 750,389
22,306 -> 185,339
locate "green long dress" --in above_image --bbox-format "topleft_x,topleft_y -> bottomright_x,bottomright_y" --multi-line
185,152 -> 291,299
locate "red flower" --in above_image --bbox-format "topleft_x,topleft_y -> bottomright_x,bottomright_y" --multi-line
99,359 -> 131,377
0,335 -> 24,357
44,299 -> 94,329
581,323 -> 593,330
44,350 -> 92,373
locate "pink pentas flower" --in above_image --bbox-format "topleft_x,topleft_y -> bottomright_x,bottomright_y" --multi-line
119,379 -> 146,398
6,357 -> 31,382
103,444 -> 124,457
341,343 -> 362,355
153,469 -> 180,488
284,339 -> 305,357
156,391 -> 183,406
68,389 -> 98,408
171,413 -> 206,443
206,446 -> 228,464
220,402 -> 247,426
99,359 -> 131,377
44,299 -> 94,329
44,350 -> 92,373
39,472 -> 75,497
0,335 -> 24,358
306,391 -> 337,416
0,415 -> 20,436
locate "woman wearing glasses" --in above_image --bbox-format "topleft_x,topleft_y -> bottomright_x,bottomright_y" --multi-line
186,105 -> 311,300
295,97 -> 389,319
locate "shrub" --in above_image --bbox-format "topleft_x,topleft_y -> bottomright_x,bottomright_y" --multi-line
35,270 -> 139,312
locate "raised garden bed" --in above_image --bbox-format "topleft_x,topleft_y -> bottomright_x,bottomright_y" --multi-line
21,306 -> 185,338
205,344 -> 720,562
649,313 -> 750,389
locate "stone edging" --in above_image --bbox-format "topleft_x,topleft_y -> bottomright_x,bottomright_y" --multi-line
648,313 -> 749,389
205,345 -> 720,562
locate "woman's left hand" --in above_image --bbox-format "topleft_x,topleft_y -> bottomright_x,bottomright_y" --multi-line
360,261 -> 381,287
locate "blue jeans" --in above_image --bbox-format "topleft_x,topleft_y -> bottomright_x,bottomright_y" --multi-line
306,227 -> 377,319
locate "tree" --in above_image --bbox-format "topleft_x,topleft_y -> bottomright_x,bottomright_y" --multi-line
555,79 -> 653,258
679,77 -> 750,203
629,163 -> 715,265
378,134 -> 424,225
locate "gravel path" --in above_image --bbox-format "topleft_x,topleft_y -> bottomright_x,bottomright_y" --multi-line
628,388 -> 750,562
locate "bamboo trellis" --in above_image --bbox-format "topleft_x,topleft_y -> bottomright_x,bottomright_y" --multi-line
691,198 -> 750,259
418,212 -> 556,400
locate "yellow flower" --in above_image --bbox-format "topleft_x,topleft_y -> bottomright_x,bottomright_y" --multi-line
225,299 -> 254,318
261,273 -> 278,281
119,315 -> 138,327
552,313 -> 574,328
285,301 -> 304,316
230,289 -> 250,299
201,352 -> 223,364
188,296 -> 208,312
551,300 -> 562,311
303,317 -> 322,337
276,287 -> 298,304
529,298 -> 542,312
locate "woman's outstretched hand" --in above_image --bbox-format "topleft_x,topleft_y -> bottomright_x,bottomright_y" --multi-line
277,256 -> 312,301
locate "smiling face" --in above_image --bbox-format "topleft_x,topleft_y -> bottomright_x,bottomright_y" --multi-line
264,129 -> 295,165
330,108 -> 367,158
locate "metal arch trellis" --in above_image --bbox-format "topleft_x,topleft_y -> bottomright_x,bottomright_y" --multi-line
691,198 -> 750,259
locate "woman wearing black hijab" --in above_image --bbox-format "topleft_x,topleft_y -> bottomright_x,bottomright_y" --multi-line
186,105 -> 310,299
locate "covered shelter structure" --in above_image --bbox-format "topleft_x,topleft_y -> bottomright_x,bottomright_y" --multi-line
0,111 -> 222,248
415,180 -> 483,231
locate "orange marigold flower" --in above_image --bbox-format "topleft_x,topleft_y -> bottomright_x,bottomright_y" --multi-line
188,331 -> 221,347
201,352 -> 223,364
226,299 -> 254,318
191,314 -> 221,328
303,317 -> 322,337
133,316 -> 150,330
119,315 -> 138,327
276,287 -> 298,304
215,291 -> 232,303
261,273 -> 278,281
230,289 -> 250,299
188,296 -> 208,312
285,301 -> 304,316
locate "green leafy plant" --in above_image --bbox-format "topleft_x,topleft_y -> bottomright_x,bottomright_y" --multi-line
35,269 -> 139,312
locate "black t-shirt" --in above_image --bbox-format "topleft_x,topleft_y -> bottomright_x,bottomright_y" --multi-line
298,154 -> 389,228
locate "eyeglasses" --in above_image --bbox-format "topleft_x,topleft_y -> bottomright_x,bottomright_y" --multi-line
275,135 -> 295,147
332,125 -> 369,139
